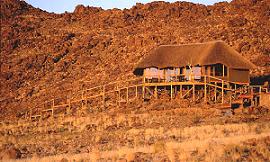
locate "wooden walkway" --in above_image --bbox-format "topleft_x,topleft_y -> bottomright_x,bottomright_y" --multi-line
22,75 -> 264,121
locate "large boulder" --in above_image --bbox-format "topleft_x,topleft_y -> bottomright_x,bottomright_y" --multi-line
0,147 -> 21,160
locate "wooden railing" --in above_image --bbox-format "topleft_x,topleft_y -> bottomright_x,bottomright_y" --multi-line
24,77 -> 144,120
21,75 -> 263,121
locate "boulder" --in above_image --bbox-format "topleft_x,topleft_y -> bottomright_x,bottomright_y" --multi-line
0,147 -> 21,160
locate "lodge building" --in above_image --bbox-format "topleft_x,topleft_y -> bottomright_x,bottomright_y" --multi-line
134,40 -> 256,84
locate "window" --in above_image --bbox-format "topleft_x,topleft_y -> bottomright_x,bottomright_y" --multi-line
214,64 -> 227,76
145,67 -> 161,79
193,66 -> 202,80
215,64 -> 223,76
210,66 -> 214,76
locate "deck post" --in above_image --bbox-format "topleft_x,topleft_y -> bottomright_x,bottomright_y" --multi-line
204,75 -> 207,102
135,85 -> 138,98
180,85 -> 183,98
154,86 -> 158,99
170,83 -> 173,100
193,84 -> 195,101
214,82 -> 217,103
259,86 -> 262,106
142,76 -> 145,99
222,80 -> 224,104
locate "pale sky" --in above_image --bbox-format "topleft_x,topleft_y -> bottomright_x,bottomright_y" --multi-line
25,0 -> 230,13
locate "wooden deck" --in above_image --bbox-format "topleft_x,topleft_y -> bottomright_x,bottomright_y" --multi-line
19,75 -> 265,121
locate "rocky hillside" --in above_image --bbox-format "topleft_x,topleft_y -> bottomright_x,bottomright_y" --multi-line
1,0 -> 270,119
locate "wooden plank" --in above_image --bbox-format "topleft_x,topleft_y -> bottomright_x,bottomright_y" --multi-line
84,94 -> 103,100
193,84 -> 195,101
42,108 -> 53,112
154,86 -> 158,99
207,83 -> 232,91
181,87 -> 193,99
222,80 -> 224,104
204,75 -> 207,102
52,99 -> 54,117
259,86 -> 262,106
214,82 -> 217,103
144,81 -> 204,87
170,83 -> 173,99
180,85 -> 182,98
53,103 -> 69,109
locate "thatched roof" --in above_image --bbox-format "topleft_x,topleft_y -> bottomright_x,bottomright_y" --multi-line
134,41 -> 256,73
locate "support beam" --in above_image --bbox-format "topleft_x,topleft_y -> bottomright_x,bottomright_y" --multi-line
170,83 -> 173,100
135,85 -> 138,98
154,86 -> 158,99
222,80 -> 224,104
214,82 -> 217,103
180,85 -> 182,98
193,84 -> 195,101
259,86 -> 262,106
204,75 -> 207,102
52,99 -> 54,117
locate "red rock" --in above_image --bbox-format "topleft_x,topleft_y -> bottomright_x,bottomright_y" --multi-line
0,0 -> 269,120
0,147 -> 21,160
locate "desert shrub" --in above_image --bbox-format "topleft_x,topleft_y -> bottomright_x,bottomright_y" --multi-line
153,141 -> 166,153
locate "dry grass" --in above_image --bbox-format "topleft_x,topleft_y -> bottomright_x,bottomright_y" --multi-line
0,105 -> 269,161
2,121 -> 268,162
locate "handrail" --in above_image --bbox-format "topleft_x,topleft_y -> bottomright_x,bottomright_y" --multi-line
25,74 -> 258,120
207,83 -> 233,91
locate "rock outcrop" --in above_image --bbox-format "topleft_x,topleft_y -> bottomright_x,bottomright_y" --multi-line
0,0 -> 269,119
